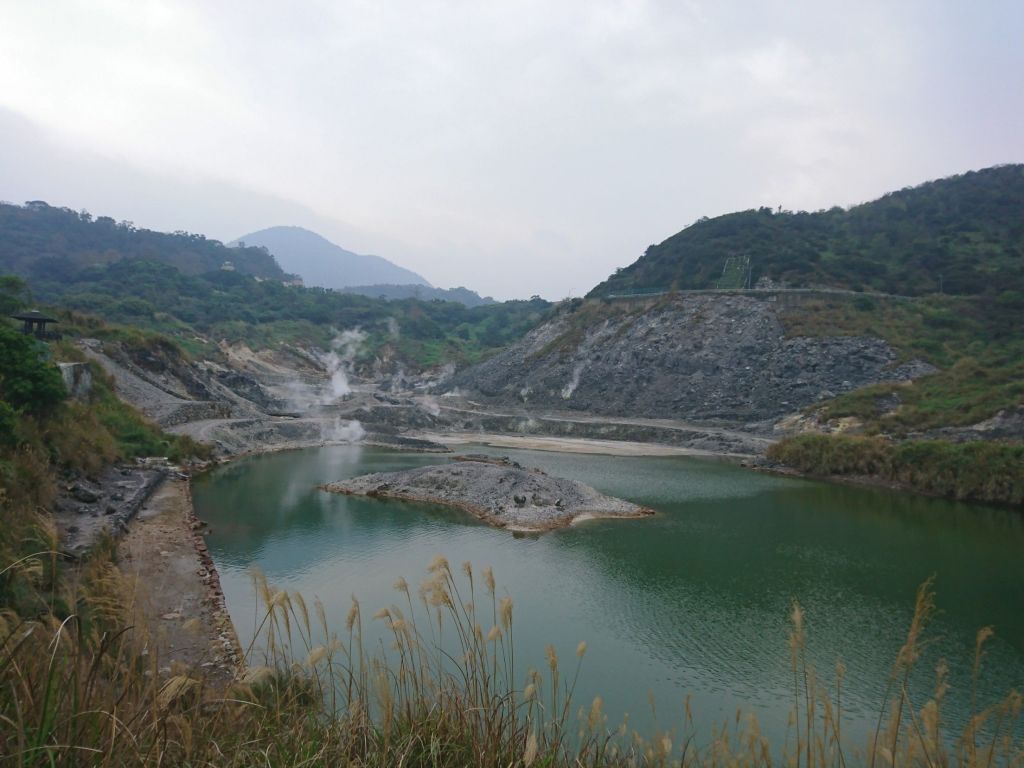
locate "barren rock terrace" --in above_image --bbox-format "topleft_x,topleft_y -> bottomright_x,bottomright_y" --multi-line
320,455 -> 653,531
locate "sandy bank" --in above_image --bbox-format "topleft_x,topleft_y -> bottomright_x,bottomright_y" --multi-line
415,430 -> 749,458
117,476 -> 242,683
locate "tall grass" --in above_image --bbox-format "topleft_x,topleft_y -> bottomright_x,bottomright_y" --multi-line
768,434 -> 1024,505
1,549 -> 1021,766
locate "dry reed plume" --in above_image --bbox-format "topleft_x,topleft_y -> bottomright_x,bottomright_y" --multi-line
0,551 -> 1021,766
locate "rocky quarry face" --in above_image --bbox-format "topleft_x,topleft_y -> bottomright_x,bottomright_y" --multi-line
449,294 -> 934,426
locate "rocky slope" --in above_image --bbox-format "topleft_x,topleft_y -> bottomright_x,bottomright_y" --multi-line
449,293 -> 934,426
83,336 -> 452,456
81,291 -> 939,458
53,464 -> 166,557
81,339 -> 288,427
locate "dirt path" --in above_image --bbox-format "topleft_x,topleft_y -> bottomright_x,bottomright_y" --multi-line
420,431 -> 743,457
168,417 -> 261,442
435,402 -> 773,441
117,477 -> 241,684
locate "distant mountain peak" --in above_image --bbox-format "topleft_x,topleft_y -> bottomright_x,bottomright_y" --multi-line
230,226 -> 431,290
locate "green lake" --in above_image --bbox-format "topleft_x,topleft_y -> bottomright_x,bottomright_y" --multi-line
192,443 -> 1024,750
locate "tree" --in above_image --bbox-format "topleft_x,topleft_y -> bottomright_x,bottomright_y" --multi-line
0,324 -> 66,417
0,276 -> 29,316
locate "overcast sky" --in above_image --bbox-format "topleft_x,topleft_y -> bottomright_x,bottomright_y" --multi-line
1,1 -> 1022,299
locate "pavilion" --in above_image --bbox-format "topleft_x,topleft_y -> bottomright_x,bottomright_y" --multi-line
10,310 -> 60,340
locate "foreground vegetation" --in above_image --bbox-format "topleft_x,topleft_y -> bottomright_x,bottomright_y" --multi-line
1,317 -> 1021,765
2,537 -> 1021,765
767,434 -> 1024,506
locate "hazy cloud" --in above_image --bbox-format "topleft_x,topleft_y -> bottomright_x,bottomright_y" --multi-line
1,0 -> 1021,299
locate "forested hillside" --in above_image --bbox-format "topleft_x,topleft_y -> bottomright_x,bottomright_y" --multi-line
338,283 -> 494,306
0,201 -> 285,280
591,165 -> 1024,300
85,262 -> 542,360
0,202 -> 549,369
1,265 -> 548,371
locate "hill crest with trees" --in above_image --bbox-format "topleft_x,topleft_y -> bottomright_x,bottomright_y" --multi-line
590,164 -> 1024,301
0,200 -> 285,282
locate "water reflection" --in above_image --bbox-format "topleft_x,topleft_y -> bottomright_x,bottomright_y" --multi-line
193,444 -> 1024,749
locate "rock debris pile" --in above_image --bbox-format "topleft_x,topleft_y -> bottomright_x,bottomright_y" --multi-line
321,455 -> 653,531
52,464 -> 166,557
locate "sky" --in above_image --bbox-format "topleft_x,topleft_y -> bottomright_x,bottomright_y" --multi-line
1,1 -> 1022,300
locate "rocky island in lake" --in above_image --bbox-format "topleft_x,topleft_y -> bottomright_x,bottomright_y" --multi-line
320,455 -> 654,531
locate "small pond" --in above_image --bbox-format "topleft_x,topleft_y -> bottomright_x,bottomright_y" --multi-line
193,444 -> 1024,749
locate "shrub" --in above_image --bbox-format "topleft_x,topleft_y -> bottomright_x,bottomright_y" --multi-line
0,402 -> 18,449
0,324 -> 66,416
768,434 -> 1024,505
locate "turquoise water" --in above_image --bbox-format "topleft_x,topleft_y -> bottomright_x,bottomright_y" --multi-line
192,444 -> 1024,749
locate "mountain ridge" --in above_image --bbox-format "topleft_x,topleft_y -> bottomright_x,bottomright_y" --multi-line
231,225 -> 430,290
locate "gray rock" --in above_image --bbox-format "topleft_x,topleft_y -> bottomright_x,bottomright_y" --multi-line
322,456 -> 653,531
55,467 -> 165,557
70,483 -> 101,503
450,294 -> 936,424
58,363 -> 93,401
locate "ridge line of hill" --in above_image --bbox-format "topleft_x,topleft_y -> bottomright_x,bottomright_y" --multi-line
229,225 -> 430,291
591,164 -> 1024,300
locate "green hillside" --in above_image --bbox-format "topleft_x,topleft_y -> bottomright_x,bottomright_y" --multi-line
0,201 -> 285,280
338,283 -> 495,307
580,165 -> 1024,447
591,164 -> 1024,299
0,204 -> 551,369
